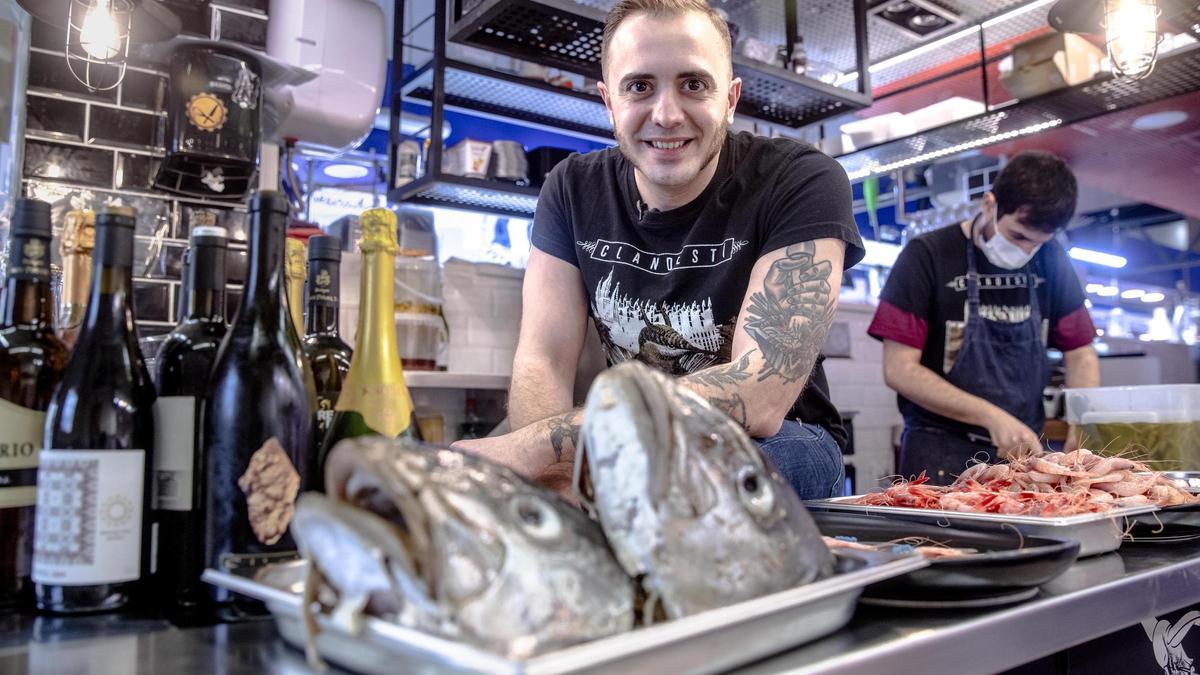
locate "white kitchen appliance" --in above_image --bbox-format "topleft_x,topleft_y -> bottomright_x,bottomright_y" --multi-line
267,0 -> 386,151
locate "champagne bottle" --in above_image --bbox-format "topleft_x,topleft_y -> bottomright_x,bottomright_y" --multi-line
0,199 -> 68,609
204,192 -> 316,586
34,205 -> 155,614
56,209 -> 94,349
284,237 -> 306,339
153,225 -> 227,617
321,208 -> 421,471
302,235 -> 352,446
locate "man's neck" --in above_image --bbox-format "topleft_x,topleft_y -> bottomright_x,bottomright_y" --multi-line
633,151 -> 722,212
962,213 -> 996,245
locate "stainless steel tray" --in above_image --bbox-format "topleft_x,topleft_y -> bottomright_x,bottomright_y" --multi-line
805,498 -> 1158,557
1161,471 -> 1200,494
202,551 -> 927,675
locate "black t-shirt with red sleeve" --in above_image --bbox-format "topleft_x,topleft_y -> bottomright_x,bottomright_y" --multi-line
532,130 -> 865,448
867,222 -> 1096,433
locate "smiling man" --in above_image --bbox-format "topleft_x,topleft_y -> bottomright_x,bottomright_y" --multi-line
455,0 -> 864,500
868,151 -> 1100,484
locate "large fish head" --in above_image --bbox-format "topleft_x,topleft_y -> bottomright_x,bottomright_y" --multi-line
578,360 -> 835,619
321,437 -> 633,658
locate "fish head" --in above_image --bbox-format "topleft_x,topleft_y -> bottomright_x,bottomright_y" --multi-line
318,436 -> 633,657
578,360 -> 834,618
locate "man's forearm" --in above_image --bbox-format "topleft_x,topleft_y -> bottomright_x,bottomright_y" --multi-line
509,356 -> 575,430
1063,345 -> 1100,389
886,361 -> 999,429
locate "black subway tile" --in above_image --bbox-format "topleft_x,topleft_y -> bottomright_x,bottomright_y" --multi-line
28,50 -> 118,102
88,106 -> 164,149
214,9 -> 267,49
31,19 -> 64,52
179,204 -> 248,241
161,0 -> 212,38
115,153 -> 163,191
23,140 -> 114,187
133,281 -> 171,323
120,70 -> 167,111
25,96 -> 86,140
211,0 -> 268,14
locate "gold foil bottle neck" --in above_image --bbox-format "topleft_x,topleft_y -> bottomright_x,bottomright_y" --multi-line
285,238 -> 307,280
358,208 -> 399,254
60,210 -> 96,255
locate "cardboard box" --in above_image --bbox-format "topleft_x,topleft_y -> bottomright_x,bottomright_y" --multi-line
1000,33 -> 1105,100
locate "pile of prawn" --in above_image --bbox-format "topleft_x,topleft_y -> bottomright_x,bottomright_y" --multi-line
822,535 -> 976,559
851,448 -> 1200,516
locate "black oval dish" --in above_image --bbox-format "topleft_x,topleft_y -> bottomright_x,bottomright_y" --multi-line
812,511 -> 1080,604
1127,503 -> 1200,544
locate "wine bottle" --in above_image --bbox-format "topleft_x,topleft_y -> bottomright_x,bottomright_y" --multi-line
153,225 -> 227,617
56,209 -> 94,349
0,199 -> 68,609
284,237 -> 306,339
204,191 -> 316,585
302,235 -> 352,446
34,205 -> 155,614
321,208 -> 421,470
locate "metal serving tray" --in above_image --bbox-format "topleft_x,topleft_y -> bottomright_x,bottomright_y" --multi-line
1161,471 -> 1200,494
805,498 -> 1158,557
202,551 -> 927,675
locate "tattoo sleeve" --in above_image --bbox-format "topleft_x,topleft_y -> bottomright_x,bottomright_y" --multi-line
546,412 -> 582,463
706,392 -> 749,429
683,350 -> 754,388
743,242 -> 836,383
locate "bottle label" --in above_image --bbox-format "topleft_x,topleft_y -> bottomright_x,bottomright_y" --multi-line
152,397 -> 195,512
32,449 -> 145,585
7,235 -> 52,280
238,437 -> 300,546
316,396 -> 335,438
0,399 -> 45,508
306,260 -> 339,307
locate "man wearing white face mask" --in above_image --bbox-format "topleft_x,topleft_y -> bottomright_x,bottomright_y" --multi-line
868,151 -> 1100,484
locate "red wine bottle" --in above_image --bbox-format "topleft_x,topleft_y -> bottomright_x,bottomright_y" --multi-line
34,205 -> 156,614
203,191 -> 316,591
0,199 -> 68,609
153,225 -> 227,618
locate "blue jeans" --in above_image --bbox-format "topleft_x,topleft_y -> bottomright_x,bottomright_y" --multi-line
756,421 -> 844,500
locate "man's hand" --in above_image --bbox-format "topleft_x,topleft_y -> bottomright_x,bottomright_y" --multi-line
450,410 -> 583,479
983,407 -> 1043,459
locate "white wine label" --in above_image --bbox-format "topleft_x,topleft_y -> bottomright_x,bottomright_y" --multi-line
32,450 -> 145,585
0,399 -> 46,508
152,396 -> 195,511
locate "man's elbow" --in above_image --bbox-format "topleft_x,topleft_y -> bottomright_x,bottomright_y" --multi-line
746,406 -> 787,439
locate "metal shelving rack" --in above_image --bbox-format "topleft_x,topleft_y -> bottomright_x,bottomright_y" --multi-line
836,42 -> 1200,180
387,0 -> 874,217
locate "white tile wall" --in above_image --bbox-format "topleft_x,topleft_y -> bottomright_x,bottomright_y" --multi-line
824,302 -> 903,491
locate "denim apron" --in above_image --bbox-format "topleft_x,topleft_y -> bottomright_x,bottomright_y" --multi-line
899,219 -> 1049,485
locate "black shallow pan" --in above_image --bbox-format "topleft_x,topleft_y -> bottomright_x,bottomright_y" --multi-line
812,512 -> 1081,602
1127,503 -> 1200,543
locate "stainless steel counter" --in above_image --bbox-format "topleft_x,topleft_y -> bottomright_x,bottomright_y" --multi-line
4,540 -> 1200,675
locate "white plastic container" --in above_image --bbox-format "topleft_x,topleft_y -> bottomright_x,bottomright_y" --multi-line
839,113 -> 915,147
1064,385 -> 1200,465
906,97 -> 986,133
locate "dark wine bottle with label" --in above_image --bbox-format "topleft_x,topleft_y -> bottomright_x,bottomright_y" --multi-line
34,205 -> 156,614
320,208 -> 422,477
204,191 -> 316,589
0,199 -> 68,610
153,225 -> 227,618
302,235 -> 352,448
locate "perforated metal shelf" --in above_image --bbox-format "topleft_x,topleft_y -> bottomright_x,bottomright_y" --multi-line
401,59 -> 613,138
836,44 -> 1200,179
449,0 -> 870,127
388,173 -> 541,218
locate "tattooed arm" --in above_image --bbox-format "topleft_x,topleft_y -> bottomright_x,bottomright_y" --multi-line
453,409 -> 583,484
681,239 -> 845,437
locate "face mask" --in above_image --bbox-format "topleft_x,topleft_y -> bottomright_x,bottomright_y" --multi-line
978,215 -> 1040,269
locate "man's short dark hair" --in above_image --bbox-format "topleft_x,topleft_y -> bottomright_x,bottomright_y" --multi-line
601,0 -> 732,80
992,150 -> 1078,233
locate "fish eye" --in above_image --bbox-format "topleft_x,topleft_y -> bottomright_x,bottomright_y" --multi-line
736,465 -> 775,518
511,496 -> 562,540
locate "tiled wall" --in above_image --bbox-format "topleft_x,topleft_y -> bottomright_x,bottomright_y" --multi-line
442,259 -> 524,375
823,302 -> 903,490
19,0 -> 269,339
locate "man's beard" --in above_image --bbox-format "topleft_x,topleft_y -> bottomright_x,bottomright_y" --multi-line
615,115 -> 729,189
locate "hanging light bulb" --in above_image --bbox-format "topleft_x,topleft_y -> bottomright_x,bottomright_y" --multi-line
65,0 -> 133,91
78,0 -> 122,60
1103,0 -> 1161,80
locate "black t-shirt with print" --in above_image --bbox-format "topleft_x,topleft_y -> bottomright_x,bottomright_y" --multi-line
867,221 -> 1096,434
532,130 -> 865,448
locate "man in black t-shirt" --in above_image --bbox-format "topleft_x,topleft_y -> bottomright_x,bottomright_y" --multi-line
868,151 -> 1100,484
455,0 -> 864,499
